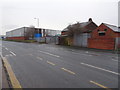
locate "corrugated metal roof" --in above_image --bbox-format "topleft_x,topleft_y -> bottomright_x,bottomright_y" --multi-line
79,22 -> 91,27
103,23 -> 120,32
63,28 -> 69,31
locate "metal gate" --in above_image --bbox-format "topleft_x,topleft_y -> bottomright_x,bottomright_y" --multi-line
73,33 -> 90,47
46,36 -> 59,44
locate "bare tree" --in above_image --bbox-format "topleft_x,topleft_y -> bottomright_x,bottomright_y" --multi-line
25,26 -> 35,40
67,22 -> 84,37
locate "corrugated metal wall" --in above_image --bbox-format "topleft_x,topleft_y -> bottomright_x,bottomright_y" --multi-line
6,27 -> 25,37
12,28 -> 25,37
73,33 -> 90,47
6,31 -> 12,37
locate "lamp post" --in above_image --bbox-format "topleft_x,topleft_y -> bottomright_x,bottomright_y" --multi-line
34,18 -> 40,42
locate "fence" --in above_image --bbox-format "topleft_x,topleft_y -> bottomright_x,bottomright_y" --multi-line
35,36 -> 59,44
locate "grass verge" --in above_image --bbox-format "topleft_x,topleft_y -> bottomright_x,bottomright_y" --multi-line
4,39 -> 37,43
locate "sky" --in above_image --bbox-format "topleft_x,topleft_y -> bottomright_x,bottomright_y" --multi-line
0,0 -> 119,35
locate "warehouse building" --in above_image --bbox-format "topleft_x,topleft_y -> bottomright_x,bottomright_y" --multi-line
6,27 -> 61,44
6,27 -> 42,40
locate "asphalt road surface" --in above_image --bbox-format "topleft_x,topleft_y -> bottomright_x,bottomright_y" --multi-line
1,41 -> 119,88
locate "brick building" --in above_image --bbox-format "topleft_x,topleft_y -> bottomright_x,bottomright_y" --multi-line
88,23 -> 120,50
60,18 -> 98,47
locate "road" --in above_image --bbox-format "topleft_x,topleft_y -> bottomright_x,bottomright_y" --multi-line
1,41 -> 119,88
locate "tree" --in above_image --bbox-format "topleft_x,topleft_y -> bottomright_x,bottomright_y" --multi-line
25,26 -> 35,40
67,22 -> 83,37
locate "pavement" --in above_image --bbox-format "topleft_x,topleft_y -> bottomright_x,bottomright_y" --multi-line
1,41 -> 119,88
0,57 -> 10,89
2,65 -> 10,88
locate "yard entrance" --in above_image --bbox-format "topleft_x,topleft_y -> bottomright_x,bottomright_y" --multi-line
74,33 -> 90,47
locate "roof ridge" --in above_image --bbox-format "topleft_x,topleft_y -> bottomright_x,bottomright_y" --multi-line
103,23 -> 118,27
102,23 -> 120,32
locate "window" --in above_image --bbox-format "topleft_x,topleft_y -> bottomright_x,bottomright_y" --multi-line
104,29 -> 107,31
99,32 -> 105,36
97,29 -> 100,32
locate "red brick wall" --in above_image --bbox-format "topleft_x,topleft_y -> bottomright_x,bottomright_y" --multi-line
115,32 -> 120,37
91,24 -> 116,39
88,38 -> 115,50
88,23 -> 117,50
6,36 -> 26,40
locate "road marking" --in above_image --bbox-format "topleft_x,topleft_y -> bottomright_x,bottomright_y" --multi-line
71,52 -> 78,54
5,55 -> 10,57
90,81 -> 112,90
2,57 -> 22,88
5,54 -> 13,57
81,62 -> 120,75
111,59 -> 118,62
61,68 -> 75,75
81,54 -> 92,56
36,57 -> 43,60
39,50 -> 60,58
70,50 -> 76,52
89,53 -> 99,56
88,55 -> 92,56
70,52 -> 92,57
47,61 -> 55,66
71,51 -> 97,56
112,57 -> 118,59
10,51 -> 16,56
5,48 -> 8,50
29,54 -> 33,56
85,51 -> 89,53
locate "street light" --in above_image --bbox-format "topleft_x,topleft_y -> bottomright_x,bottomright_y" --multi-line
34,18 -> 39,27
34,18 -> 40,42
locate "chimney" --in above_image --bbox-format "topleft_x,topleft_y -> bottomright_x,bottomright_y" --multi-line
88,18 -> 92,22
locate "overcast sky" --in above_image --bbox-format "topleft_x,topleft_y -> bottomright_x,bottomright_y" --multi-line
0,0 -> 119,35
